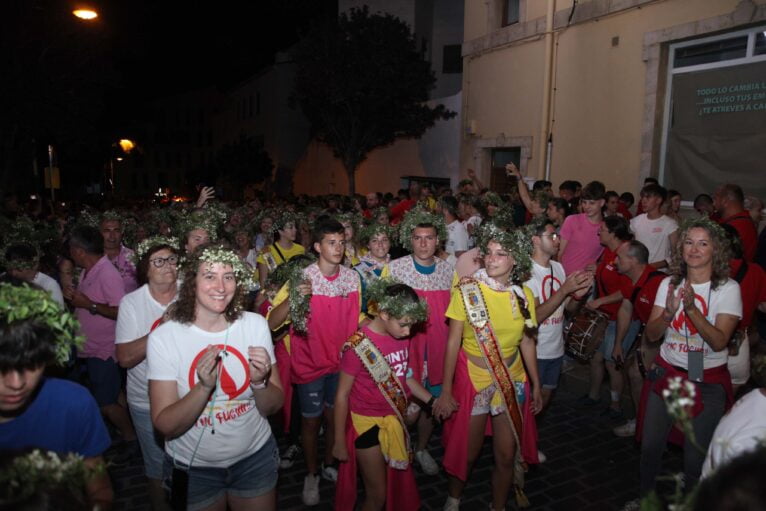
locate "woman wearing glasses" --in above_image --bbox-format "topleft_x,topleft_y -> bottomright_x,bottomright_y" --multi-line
115,236 -> 181,510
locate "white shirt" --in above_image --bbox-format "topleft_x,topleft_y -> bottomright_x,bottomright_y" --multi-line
445,220 -> 469,255
630,214 -> 678,267
524,260 -> 567,359
702,389 -> 766,477
32,272 -> 64,307
115,284 -> 174,410
654,277 -> 742,369
463,215 -> 482,249
147,312 -> 275,468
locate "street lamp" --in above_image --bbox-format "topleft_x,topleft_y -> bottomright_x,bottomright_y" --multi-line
72,9 -> 98,20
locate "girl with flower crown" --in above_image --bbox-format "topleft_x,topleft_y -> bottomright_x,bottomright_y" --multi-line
147,244 -> 284,511
333,279 -> 432,511
434,222 -> 542,511
256,211 -> 305,290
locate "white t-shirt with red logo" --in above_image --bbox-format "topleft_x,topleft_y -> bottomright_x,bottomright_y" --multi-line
147,312 -> 275,468
116,284 -> 173,411
654,277 -> 742,369
524,260 -> 566,359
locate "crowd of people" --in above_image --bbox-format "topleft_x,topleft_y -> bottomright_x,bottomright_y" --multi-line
1,168 -> 766,511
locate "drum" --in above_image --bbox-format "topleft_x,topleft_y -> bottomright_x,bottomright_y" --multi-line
564,308 -> 609,361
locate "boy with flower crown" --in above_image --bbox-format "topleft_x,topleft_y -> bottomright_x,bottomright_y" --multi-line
267,217 -> 362,506
0,282 -> 113,509
381,206 -> 453,475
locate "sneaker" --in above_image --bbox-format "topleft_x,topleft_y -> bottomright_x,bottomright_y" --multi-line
302,473 -> 320,506
613,419 -> 637,438
537,450 -> 547,463
279,443 -> 301,469
576,394 -> 601,407
443,496 -> 460,511
620,498 -> 640,511
415,449 -> 439,475
321,462 -> 338,482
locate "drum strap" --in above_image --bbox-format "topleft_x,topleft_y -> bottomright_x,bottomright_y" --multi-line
458,277 -> 529,497
343,330 -> 411,458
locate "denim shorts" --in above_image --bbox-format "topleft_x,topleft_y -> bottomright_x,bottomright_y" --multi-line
84,357 -> 122,406
129,405 -> 164,480
296,372 -> 339,418
163,435 -> 279,511
537,356 -> 564,390
597,319 -> 641,362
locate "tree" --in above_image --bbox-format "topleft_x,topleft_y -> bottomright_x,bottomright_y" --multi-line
292,7 -> 455,196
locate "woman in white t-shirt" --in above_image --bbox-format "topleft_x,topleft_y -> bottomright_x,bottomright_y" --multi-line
147,244 -> 283,511
638,218 -> 742,498
115,236 -> 180,510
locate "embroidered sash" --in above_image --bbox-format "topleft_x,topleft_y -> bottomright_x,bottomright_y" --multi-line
458,277 -> 529,496
343,331 -> 411,457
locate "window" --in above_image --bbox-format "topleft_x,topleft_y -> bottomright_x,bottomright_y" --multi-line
660,25 -> 766,201
490,148 -> 520,194
443,45 -> 463,74
503,0 -> 520,27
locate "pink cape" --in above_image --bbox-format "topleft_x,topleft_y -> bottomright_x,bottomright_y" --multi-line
335,417 -> 421,511
442,350 -> 539,481
409,289 -> 451,385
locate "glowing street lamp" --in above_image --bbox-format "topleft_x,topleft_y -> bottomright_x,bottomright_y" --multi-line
72,9 -> 98,20
118,139 -> 136,153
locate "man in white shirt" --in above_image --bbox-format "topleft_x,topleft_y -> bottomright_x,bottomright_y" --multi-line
630,184 -> 679,270
3,242 -> 64,306
439,196 -> 468,264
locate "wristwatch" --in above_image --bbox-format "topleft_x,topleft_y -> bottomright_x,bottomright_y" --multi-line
89,303 -> 98,315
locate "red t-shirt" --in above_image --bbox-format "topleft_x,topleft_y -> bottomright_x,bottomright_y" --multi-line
389,199 -> 417,225
340,325 -> 411,417
729,259 -> 766,330
720,211 -> 757,262
596,247 -> 634,320
617,202 -> 633,220
630,266 -> 665,324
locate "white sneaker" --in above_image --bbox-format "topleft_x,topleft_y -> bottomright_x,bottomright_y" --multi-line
415,449 -> 439,475
321,462 -> 338,482
279,443 -> 301,469
302,473 -> 320,506
443,496 -> 460,511
613,419 -> 637,438
537,450 -> 547,463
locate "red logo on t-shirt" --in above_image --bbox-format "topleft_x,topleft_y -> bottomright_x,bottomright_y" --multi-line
187,344 -> 250,401
671,293 -> 709,336
541,275 -> 562,302
149,317 -> 163,332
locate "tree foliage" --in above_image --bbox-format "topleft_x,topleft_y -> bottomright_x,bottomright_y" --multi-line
292,7 -> 455,195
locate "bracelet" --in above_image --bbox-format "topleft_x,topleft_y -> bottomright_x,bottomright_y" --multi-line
251,379 -> 268,390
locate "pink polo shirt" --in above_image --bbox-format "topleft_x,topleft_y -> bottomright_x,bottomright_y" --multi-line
559,213 -> 604,274
109,245 -> 138,294
76,256 -> 126,361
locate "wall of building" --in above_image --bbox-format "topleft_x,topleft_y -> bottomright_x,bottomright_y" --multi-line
460,0 -> 765,196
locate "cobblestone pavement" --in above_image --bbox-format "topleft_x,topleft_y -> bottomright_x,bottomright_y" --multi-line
111,364 -> 682,510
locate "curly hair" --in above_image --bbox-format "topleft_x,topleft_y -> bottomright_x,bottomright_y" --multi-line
668,217 -> 732,290
167,245 -> 245,324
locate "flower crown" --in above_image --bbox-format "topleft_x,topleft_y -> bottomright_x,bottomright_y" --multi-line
366,277 -> 428,322
477,222 -> 533,283
176,209 -> 220,242
397,206 -> 447,248
194,245 -> 252,282
0,283 -> 84,366
271,210 -> 299,234
358,222 -> 393,245
481,191 -> 505,207
130,236 -> 180,265
101,209 -> 123,224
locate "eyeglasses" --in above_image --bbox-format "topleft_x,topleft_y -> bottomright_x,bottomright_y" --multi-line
149,255 -> 179,268
541,233 -> 560,241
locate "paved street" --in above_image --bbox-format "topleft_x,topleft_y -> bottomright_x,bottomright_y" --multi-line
111,364 -> 682,510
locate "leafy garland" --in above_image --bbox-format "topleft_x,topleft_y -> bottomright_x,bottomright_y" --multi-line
0,283 -> 83,366
396,206 -> 447,248
284,257 -> 317,335
0,216 -> 58,270
335,211 -> 363,233
358,223 -> 393,245
490,204 -> 516,229
366,277 -> 428,322
194,245 -> 252,283
481,191 -> 505,207
371,206 -> 390,221
0,449 -> 103,503
130,236 -> 180,266
271,210 -> 299,235
100,209 -> 123,224
175,208 -> 220,242
476,222 -> 534,283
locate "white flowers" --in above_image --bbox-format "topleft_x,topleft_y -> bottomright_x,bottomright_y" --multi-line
662,376 -> 697,421
0,449 -> 91,501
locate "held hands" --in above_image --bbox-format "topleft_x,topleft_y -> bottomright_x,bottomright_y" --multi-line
248,346 -> 271,384
432,392 -> 459,421
197,345 -> 222,390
